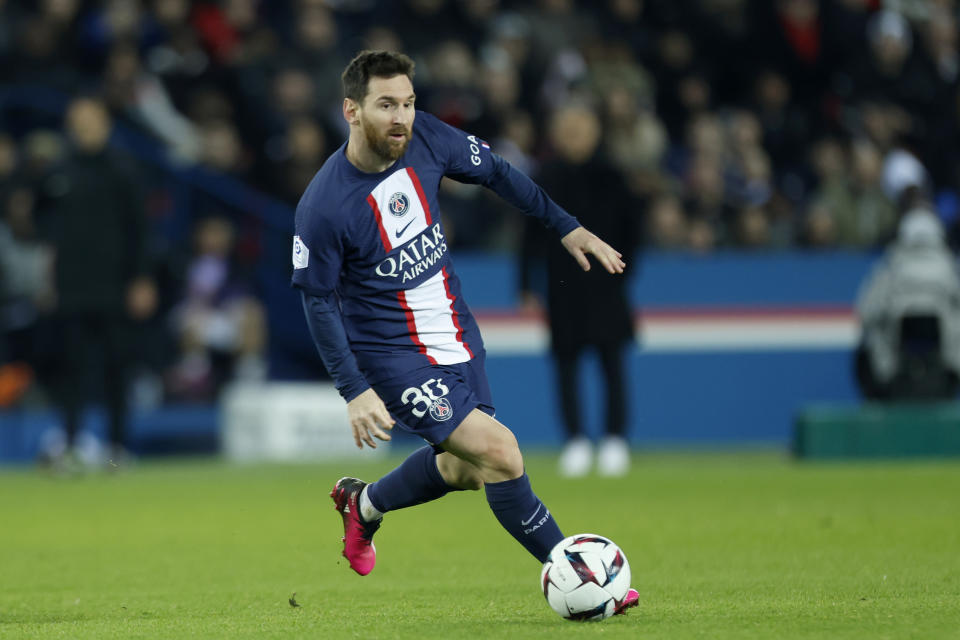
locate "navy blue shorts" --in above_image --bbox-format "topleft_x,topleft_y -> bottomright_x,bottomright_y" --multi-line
371,354 -> 495,447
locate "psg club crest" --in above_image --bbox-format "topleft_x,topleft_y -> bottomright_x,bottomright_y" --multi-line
388,192 -> 410,217
429,398 -> 453,422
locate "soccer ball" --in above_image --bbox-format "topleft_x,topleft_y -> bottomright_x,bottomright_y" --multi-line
540,533 -> 631,621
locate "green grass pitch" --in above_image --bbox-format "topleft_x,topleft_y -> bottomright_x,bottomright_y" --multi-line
1,451 -> 958,639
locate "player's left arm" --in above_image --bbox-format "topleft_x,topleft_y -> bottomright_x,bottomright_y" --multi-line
431,114 -> 625,271
482,156 -> 625,272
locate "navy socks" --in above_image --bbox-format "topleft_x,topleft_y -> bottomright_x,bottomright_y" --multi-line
484,473 -> 564,563
366,445 -> 455,513
365,448 -> 563,563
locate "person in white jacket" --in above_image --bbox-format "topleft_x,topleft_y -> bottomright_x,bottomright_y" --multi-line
855,206 -> 960,399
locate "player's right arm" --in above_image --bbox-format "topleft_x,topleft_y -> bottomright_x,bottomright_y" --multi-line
300,291 -> 394,449
292,184 -> 393,449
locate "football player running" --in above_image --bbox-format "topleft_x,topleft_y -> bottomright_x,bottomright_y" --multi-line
292,50 -> 637,613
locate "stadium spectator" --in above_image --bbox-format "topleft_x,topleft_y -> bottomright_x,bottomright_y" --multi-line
751,69 -> 812,178
915,7 -> 960,191
803,137 -> 847,247
521,104 -> 638,477
198,118 -> 250,178
808,138 -> 897,247
843,139 -> 897,246
753,0 -> 833,110
142,0 -> 211,107
600,78 -> 668,202
101,42 -> 201,163
648,28 -> 712,141
646,192 -> 688,249
285,2 -> 345,110
0,183 -> 55,408
382,0 -> 462,58
683,149 -> 731,248
248,65 -> 322,170
190,0 -> 277,68
0,133 -> 16,185
852,11 -> 932,112
167,214 -> 266,402
0,183 -> 55,360
735,203 -> 773,248
267,116 -> 330,205
41,96 -> 157,468
598,0 -> 653,61
421,39 -> 483,131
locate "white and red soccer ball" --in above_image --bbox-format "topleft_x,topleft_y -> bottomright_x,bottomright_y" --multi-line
540,533 -> 632,621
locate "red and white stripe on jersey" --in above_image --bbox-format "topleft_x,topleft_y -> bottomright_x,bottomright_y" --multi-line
366,167 -> 433,252
396,270 -> 473,364
366,167 -> 472,365
441,266 -> 473,358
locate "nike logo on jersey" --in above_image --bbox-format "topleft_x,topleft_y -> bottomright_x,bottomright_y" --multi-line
395,218 -> 416,238
521,504 -> 542,526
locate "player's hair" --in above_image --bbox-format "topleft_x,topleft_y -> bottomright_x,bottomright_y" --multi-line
342,50 -> 415,103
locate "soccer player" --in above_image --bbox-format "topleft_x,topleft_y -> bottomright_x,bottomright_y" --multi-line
292,51 -> 638,613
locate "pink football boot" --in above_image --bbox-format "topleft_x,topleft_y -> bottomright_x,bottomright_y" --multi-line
330,477 -> 381,576
614,588 -> 640,615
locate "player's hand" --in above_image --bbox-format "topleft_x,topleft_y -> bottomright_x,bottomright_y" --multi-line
346,388 -> 395,449
560,226 -> 626,274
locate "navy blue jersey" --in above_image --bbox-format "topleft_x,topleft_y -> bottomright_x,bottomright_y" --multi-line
292,111 -> 578,386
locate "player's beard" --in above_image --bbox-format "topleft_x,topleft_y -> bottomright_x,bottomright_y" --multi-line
361,117 -> 411,163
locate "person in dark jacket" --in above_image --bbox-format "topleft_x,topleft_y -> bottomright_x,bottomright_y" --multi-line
520,104 -> 639,477
43,96 -> 157,467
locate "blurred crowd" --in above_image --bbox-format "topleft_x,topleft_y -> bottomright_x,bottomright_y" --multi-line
3,0 -> 960,412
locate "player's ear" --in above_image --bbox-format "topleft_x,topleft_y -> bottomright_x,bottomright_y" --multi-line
343,98 -> 360,126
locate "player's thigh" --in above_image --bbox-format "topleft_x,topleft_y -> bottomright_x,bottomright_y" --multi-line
439,408 -> 523,474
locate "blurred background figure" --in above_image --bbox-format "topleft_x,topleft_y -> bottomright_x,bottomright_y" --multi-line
520,104 -> 639,477
42,96 -> 157,469
855,205 -> 960,401
0,180 -> 55,408
166,214 -> 266,403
